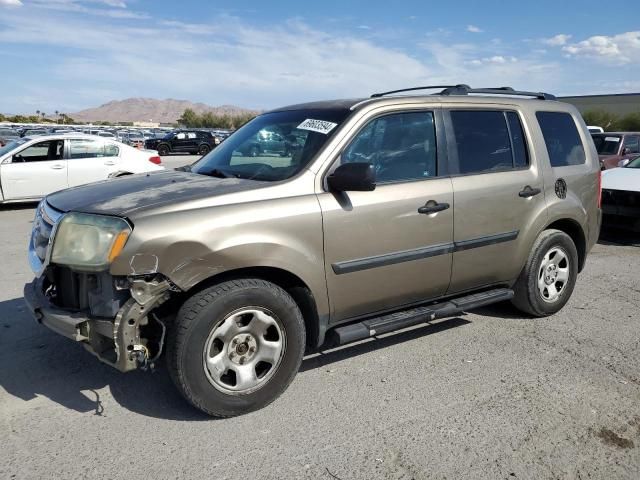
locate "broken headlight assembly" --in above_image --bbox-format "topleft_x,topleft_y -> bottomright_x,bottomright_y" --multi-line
51,212 -> 132,271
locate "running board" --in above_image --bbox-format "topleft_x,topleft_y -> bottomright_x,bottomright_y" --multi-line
330,288 -> 514,346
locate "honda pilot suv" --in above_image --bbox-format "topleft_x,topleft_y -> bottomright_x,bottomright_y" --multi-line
24,85 -> 602,417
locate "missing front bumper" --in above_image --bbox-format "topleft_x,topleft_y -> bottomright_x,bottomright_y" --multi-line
23,277 -> 171,372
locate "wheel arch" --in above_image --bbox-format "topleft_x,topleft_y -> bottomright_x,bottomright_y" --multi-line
543,218 -> 587,272
184,266 -> 323,350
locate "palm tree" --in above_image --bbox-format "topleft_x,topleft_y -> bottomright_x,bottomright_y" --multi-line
55,110 -> 59,124
36,110 -> 40,117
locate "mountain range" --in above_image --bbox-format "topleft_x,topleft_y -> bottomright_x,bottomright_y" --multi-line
70,98 -> 258,123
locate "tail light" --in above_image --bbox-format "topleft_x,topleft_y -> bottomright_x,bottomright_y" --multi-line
148,156 -> 162,165
597,169 -> 602,209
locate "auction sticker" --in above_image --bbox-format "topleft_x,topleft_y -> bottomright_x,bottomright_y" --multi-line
297,119 -> 338,134
605,136 -> 620,142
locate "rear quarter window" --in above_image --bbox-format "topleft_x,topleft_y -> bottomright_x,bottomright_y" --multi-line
536,112 -> 586,167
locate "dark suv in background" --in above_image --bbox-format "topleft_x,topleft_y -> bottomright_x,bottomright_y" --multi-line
145,130 -> 218,156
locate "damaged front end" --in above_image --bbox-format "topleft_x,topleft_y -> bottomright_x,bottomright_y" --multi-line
24,200 -> 178,372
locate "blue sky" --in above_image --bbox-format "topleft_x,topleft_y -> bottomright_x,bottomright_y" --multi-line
1,0 -> 639,114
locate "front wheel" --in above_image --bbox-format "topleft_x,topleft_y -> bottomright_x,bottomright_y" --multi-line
198,144 -> 210,156
511,229 -> 579,317
157,144 -> 169,156
167,279 -> 305,417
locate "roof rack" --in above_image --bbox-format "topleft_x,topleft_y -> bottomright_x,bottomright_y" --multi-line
370,85 -> 469,98
370,84 -> 556,100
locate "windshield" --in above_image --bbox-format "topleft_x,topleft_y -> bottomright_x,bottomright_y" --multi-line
625,156 -> 640,168
0,139 -> 27,157
592,134 -> 621,155
191,109 -> 350,181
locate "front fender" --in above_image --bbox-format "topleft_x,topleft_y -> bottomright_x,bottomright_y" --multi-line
109,195 -> 329,319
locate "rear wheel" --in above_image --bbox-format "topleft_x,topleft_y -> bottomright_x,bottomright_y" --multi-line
198,144 -> 210,156
511,229 -> 578,317
167,279 -> 305,417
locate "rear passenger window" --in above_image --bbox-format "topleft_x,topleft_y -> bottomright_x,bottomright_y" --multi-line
450,110 -> 528,174
536,112 -> 586,167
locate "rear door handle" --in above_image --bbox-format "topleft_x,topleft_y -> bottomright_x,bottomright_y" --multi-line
104,160 -> 116,166
519,186 -> 541,198
50,164 -> 65,170
418,202 -> 450,215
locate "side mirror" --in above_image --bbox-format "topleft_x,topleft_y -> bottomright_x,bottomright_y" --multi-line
327,162 -> 376,192
621,147 -> 630,156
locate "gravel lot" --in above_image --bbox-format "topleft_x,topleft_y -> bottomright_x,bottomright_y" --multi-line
1,178 -> 639,479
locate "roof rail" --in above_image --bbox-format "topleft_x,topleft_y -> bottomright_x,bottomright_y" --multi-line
441,85 -> 556,100
370,84 -> 555,100
370,85 -> 470,98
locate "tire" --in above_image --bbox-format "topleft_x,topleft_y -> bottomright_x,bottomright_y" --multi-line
511,229 -> 579,317
157,144 -> 169,156
167,279 -> 305,417
198,144 -> 210,156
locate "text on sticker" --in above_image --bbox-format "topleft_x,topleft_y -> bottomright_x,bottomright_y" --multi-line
605,137 -> 620,142
297,119 -> 338,135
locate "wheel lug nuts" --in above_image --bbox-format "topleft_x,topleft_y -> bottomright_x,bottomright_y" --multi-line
239,357 -> 246,365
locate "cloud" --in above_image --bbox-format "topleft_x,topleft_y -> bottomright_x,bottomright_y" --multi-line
0,0 -> 23,7
98,0 -> 126,6
467,55 -> 518,66
562,31 -> 640,64
543,34 -> 571,46
466,25 -> 483,33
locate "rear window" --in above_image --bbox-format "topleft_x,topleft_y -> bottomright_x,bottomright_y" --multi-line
536,112 -> 586,167
449,110 -> 529,175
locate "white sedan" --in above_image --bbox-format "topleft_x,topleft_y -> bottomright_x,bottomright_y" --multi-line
0,133 -> 164,203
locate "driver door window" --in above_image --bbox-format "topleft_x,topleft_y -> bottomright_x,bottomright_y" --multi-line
13,140 -> 64,163
342,111 -> 437,182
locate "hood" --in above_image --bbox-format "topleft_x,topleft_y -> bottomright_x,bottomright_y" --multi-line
46,170 -> 267,217
602,167 -> 640,192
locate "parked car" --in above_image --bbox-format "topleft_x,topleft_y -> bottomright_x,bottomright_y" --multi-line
601,155 -> 640,230
0,127 -> 20,146
237,130 -> 300,157
592,132 -> 640,169
19,129 -> 48,138
145,130 -> 217,156
0,134 -> 164,203
24,85 -> 601,417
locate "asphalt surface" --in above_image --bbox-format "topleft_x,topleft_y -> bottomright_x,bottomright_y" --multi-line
1,178 -> 639,479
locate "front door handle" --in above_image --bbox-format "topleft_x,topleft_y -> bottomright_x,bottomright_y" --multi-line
418,201 -> 450,215
50,164 -> 65,170
519,186 -> 541,198
104,160 -> 116,166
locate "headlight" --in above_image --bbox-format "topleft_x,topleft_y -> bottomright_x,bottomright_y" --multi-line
51,213 -> 132,271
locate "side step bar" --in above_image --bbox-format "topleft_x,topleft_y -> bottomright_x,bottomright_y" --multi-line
330,288 -> 514,346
